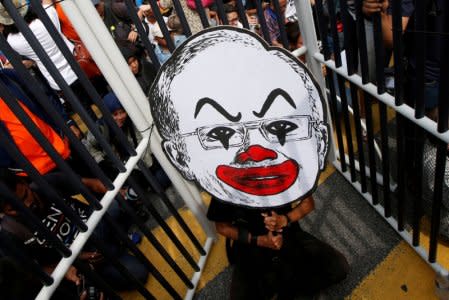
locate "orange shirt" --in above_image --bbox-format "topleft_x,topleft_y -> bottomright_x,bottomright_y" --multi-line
0,98 -> 70,175
55,3 -> 80,41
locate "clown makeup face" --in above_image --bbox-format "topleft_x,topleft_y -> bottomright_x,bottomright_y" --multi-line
155,29 -> 327,208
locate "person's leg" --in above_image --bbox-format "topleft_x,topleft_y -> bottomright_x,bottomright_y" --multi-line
279,226 -> 349,297
300,231 -> 349,289
229,243 -> 277,300
230,264 -> 254,300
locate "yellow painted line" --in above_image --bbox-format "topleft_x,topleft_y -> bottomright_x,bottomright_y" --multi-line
348,241 -> 438,300
119,194 -> 227,299
319,162 -> 336,185
119,207 -> 208,299
412,217 -> 449,269
349,216 -> 449,300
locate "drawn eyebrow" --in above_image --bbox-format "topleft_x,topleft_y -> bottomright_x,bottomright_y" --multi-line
252,88 -> 296,118
194,97 -> 242,122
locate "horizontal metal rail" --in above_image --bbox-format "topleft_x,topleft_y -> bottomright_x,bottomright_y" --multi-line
314,53 -> 449,144
333,159 -> 448,278
36,135 -> 150,299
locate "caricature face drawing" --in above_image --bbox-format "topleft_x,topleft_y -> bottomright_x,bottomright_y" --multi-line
150,28 -> 328,208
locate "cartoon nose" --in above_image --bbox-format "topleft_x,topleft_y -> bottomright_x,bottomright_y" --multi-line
236,145 -> 278,163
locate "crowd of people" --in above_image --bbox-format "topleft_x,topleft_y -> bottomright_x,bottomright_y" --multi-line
0,0 -> 172,298
0,0 -> 447,299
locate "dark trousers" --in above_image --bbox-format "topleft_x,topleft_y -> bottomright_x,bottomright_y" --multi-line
230,224 -> 349,300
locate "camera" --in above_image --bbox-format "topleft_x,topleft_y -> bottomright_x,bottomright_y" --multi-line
78,275 -> 102,300
87,285 -> 101,300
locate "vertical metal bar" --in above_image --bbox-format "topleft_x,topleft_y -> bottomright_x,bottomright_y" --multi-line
272,0 -> 289,48
0,182 -> 71,257
296,0 -> 337,164
215,0 -> 228,25
73,259 -> 121,300
339,0 -> 356,75
0,36 -> 113,190
437,0 -> 449,133
392,0 -> 404,105
313,52 -> 449,144
378,102 -> 391,217
372,13 -> 385,94
0,127 -> 88,232
115,194 -> 194,288
336,75 -> 356,180
0,232 -> 54,285
133,0 -> 175,52
172,0 -> 193,37
354,0 -> 369,84
137,160 -> 206,255
0,82 -> 102,210
396,113 -> 406,231
37,137 -> 150,300
193,0 -> 210,28
256,0 -> 271,44
5,0 -> 127,175
29,0 -> 136,162
315,0 -> 331,60
327,69 -> 347,171
363,92 -> 378,204
413,0 -> 426,118
412,127 -> 424,245
429,142 -> 447,262
327,0 -> 342,67
127,176 -> 200,271
65,0 -> 152,130
236,0 -> 249,29
66,0 -> 219,241
124,0 -> 161,68
349,83 -> 368,192
89,235 -> 155,299
103,214 -> 182,299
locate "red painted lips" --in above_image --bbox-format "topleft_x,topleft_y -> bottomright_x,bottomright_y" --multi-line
216,160 -> 299,196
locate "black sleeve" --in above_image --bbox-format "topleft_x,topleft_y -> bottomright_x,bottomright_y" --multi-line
387,0 -> 414,17
207,197 -> 237,222
207,197 -> 266,234
34,171 -> 82,198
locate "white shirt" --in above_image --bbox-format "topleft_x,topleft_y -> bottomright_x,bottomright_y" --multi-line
144,18 -> 158,45
7,5 -> 77,90
148,16 -> 168,44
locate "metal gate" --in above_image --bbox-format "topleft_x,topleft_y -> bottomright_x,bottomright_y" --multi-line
0,0 -> 216,299
293,0 -> 449,282
0,0 -> 448,298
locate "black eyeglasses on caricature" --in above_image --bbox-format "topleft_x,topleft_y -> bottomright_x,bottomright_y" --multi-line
180,115 -> 318,150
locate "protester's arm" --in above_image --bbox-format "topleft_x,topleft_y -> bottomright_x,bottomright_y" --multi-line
81,177 -> 107,194
43,264 -> 81,285
215,221 -> 283,250
362,0 -> 411,49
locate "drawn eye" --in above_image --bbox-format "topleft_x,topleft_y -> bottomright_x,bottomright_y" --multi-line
265,120 -> 298,145
206,126 -> 237,149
